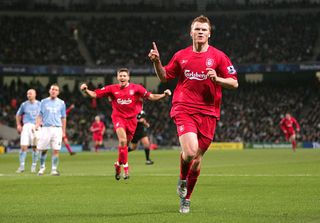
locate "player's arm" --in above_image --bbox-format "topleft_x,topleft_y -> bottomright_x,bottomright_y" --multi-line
101,125 -> 105,136
61,118 -> 66,138
90,125 -> 96,132
35,115 -> 42,130
140,118 -> 150,128
206,68 -> 238,89
147,89 -> 172,101
148,42 -> 167,83
16,114 -> 23,133
66,104 -> 75,116
279,120 -> 287,133
80,83 -> 97,98
293,118 -> 300,132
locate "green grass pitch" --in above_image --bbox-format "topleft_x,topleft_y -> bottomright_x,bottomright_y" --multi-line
0,149 -> 320,223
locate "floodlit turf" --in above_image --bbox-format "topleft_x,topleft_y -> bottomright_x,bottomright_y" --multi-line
0,149 -> 320,223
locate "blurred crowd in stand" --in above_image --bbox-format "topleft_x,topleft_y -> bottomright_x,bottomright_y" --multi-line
0,79 -> 319,148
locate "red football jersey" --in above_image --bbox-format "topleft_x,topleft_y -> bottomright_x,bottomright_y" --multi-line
280,117 -> 300,133
90,121 -> 105,137
165,45 -> 237,119
94,83 -> 151,119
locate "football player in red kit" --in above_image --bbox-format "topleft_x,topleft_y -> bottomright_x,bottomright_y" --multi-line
280,113 -> 300,151
90,115 -> 105,152
149,15 -> 238,213
80,68 -> 171,180
63,104 -> 76,155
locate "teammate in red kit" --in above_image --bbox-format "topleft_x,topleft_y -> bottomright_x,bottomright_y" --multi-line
80,68 -> 171,180
90,115 -> 105,152
149,15 -> 238,213
63,104 -> 76,155
280,113 -> 300,151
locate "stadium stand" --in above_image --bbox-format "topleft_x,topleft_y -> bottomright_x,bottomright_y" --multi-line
0,16 -> 85,65
1,12 -> 318,66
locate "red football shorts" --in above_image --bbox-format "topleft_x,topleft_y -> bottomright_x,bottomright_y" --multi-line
93,134 -> 103,142
172,113 -> 217,151
112,116 -> 137,142
285,130 -> 295,141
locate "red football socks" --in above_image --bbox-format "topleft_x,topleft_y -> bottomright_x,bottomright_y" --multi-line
292,140 -> 297,151
118,145 -> 128,165
180,153 -> 191,180
186,168 -> 200,200
65,143 -> 73,153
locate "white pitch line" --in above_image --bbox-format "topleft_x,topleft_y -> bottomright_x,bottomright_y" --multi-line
0,173 -> 319,177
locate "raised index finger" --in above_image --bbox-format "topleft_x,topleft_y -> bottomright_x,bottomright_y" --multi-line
152,42 -> 158,51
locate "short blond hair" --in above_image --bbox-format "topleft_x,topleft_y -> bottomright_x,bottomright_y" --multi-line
191,15 -> 212,32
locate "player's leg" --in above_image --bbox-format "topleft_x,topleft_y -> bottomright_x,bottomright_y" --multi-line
128,142 -> 138,152
37,127 -> 51,175
128,133 -> 138,152
31,127 -> 40,173
63,136 -> 75,155
184,116 -> 216,201
113,127 -> 127,180
38,150 -> 48,175
178,115 -> 216,214
177,132 -> 199,214
185,147 -> 206,200
17,145 -> 28,173
115,127 -> 129,179
178,132 -> 199,196
141,136 -> 153,165
172,114 -> 198,200
51,149 -> 60,176
50,128 -> 63,176
17,125 -> 32,173
94,140 -> 99,152
290,134 -> 297,151
31,146 -> 38,173
99,140 -> 104,151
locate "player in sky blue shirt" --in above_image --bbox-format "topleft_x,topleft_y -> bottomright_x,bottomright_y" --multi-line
36,84 -> 66,176
16,99 -> 40,125
16,89 -> 41,173
39,97 -> 66,127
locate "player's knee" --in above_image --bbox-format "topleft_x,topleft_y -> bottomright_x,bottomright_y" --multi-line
21,146 -> 28,151
143,143 -> 150,148
192,156 -> 202,169
184,151 -> 197,162
119,139 -> 127,147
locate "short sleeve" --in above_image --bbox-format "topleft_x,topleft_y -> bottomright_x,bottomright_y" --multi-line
16,103 -> 24,115
136,84 -> 151,98
39,101 -> 44,116
164,53 -> 181,80
94,85 -> 112,98
217,53 -> 238,80
61,101 -> 67,118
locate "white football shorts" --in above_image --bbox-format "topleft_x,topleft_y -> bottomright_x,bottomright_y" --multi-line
20,123 -> 39,146
37,126 -> 63,151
